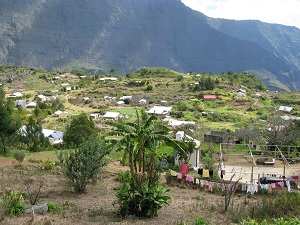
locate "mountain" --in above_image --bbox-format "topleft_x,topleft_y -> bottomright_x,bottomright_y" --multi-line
0,0 -> 300,91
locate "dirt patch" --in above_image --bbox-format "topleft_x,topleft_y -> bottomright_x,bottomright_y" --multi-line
0,158 -> 248,225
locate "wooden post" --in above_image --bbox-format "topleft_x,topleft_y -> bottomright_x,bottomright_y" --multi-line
283,163 -> 286,177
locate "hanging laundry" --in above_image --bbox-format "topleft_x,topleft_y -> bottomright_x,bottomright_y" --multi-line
203,169 -> 209,178
177,173 -> 182,179
242,184 -> 247,191
198,168 -> 203,176
180,163 -> 189,175
286,180 -> 291,192
169,169 -> 177,177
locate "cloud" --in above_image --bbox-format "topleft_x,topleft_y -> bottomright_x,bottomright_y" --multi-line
181,0 -> 300,29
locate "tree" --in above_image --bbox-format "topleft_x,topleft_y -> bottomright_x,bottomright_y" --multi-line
18,116 -> 50,152
63,113 -> 98,147
58,138 -> 109,193
0,95 -> 19,155
107,109 -> 182,217
110,68 -> 116,75
106,109 -> 187,188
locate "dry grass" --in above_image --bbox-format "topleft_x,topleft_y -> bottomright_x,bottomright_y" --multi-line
0,157 -> 246,225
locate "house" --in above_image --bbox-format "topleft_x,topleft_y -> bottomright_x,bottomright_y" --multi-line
163,117 -> 195,128
236,89 -> 246,97
9,92 -> 23,98
253,93 -> 263,99
66,87 -> 72,91
102,112 -> 121,120
278,106 -> 293,113
83,97 -> 90,101
89,113 -> 100,119
116,101 -> 125,106
120,96 -> 132,100
147,106 -> 172,116
14,100 -> 27,108
36,94 -> 47,102
42,129 -> 64,145
54,110 -> 69,117
139,99 -> 147,104
26,102 -> 36,108
99,77 -> 117,82
61,83 -> 69,86
204,131 -> 228,143
175,131 -> 201,168
19,126 -> 64,145
203,95 -> 217,101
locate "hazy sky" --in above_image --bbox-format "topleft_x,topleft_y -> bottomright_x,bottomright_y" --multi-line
181,0 -> 300,29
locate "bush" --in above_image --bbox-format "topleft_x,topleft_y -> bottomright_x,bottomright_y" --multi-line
47,202 -> 62,214
13,150 -> 26,163
115,170 -> 131,183
1,190 -> 25,215
113,181 -> 171,218
39,159 -> 56,171
58,138 -> 109,193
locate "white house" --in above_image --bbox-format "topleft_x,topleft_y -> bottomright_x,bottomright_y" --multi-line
278,106 -> 293,113
54,110 -> 69,117
19,126 -> 64,145
174,131 -> 201,168
120,96 -> 132,100
99,77 -> 117,82
139,99 -> 147,104
116,101 -> 125,106
102,112 -> 121,120
89,113 -> 100,119
42,129 -> 64,145
147,106 -> 172,116
163,117 -> 195,128
9,92 -> 23,98
26,102 -> 36,108
36,94 -> 47,102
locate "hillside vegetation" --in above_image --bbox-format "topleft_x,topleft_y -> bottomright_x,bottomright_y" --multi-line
1,66 -> 300,224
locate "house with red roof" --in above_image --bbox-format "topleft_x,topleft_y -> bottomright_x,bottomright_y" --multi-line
203,95 -> 217,101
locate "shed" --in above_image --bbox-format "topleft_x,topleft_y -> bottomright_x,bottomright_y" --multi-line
102,112 -> 121,120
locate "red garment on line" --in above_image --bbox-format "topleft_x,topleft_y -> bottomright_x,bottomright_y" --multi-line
180,164 -> 189,180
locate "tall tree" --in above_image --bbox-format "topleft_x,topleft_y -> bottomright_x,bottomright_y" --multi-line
0,88 -> 19,154
106,109 -> 187,187
63,113 -> 98,147
19,116 -> 50,152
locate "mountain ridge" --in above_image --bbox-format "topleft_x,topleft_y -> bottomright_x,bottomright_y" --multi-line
0,0 -> 299,91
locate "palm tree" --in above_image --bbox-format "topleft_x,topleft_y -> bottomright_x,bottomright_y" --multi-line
106,109 -> 187,187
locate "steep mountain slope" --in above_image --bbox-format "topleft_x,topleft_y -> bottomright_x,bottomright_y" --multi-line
205,18 -> 300,90
0,0 -> 299,90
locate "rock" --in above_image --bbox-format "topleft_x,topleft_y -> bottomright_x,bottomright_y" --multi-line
25,203 -> 48,214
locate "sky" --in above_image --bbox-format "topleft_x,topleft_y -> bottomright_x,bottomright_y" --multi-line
181,0 -> 300,29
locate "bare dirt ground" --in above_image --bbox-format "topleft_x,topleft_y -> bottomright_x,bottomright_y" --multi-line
0,157 -> 245,225
1,156 -> 295,225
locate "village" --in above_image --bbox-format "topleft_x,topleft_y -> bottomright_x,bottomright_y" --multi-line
1,66 -> 300,224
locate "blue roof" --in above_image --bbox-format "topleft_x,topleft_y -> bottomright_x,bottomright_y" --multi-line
49,131 -> 64,139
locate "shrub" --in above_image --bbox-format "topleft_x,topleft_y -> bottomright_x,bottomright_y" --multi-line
113,181 -> 171,218
58,138 -> 109,193
47,202 -> 62,214
13,150 -> 26,163
115,170 -> 131,183
39,159 -> 56,171
23,177 -> 44,205
1,190 -> 25,215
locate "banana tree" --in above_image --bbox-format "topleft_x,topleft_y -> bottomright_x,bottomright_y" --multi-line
106,109 -> 187,187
